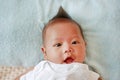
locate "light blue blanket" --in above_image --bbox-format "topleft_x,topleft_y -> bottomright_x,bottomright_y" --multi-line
0,0 -> 120,80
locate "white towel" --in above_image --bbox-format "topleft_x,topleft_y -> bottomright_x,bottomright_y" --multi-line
20,61 -> 99,80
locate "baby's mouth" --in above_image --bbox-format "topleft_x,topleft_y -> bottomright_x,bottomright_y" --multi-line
64,57 -> 74,64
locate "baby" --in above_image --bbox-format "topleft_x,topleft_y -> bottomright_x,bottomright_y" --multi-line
19,17 -> 101,80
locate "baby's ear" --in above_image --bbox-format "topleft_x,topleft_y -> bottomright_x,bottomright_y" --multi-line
41,46 -> 45,53
85,41 -> 87,46
41,46 -> 47,59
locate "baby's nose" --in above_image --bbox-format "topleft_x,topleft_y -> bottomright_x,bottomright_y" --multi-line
64,43 -> 73,53
64,48 -> 73,57
64,49 -> 72,53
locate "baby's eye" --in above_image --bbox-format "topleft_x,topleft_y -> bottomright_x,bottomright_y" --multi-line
54,43 -> 62,47
72,41 -> 80,44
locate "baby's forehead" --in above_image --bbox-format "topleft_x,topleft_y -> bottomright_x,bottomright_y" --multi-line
44,18 -> 79,34
48,18 -> 77,26
42,18 -> 83,44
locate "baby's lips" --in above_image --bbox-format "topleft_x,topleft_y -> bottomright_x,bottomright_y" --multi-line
64,57 -> 74,64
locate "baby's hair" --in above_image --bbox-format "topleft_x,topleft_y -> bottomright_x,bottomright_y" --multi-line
42,7 -> 84,45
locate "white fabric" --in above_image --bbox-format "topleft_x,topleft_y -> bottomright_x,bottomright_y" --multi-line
20,61 -> 99,80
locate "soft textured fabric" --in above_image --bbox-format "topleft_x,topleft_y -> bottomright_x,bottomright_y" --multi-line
0,66 -> 28,80
0,0 -> 120,80
20,61 -> 99,80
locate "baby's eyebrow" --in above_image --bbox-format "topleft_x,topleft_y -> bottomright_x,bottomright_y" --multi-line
55,36 -> 81,40
71,35 -> 81,39
49,38 -> 63,43
53,38 -> 64,41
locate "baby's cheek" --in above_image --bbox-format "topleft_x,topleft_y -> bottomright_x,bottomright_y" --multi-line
76,50 -> 85,59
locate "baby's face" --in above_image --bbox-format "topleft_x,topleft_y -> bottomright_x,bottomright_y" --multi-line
41,19 -> 86,64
